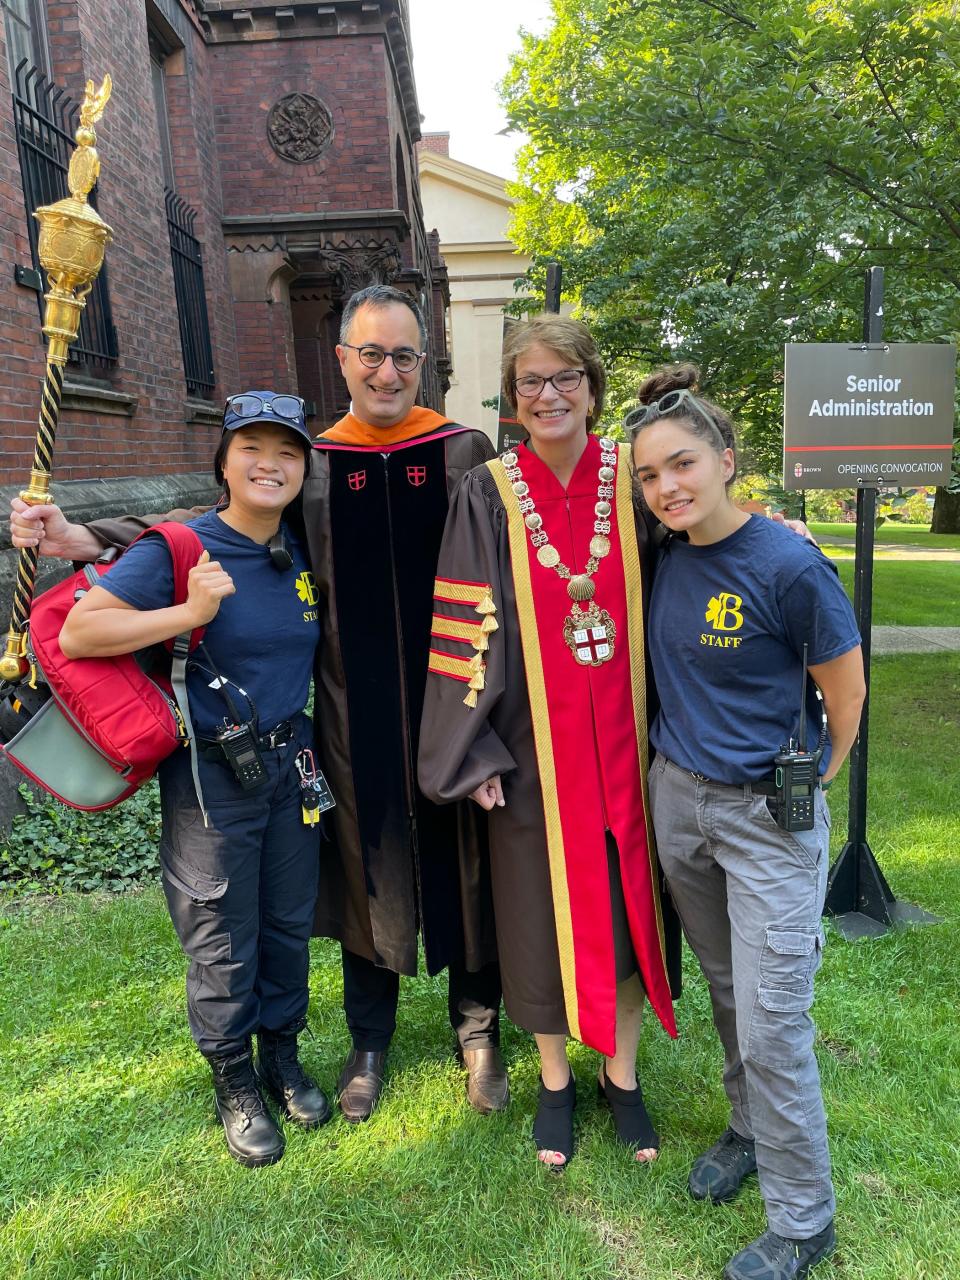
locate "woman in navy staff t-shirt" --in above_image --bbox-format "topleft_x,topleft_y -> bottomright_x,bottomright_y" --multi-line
59,392 -> 328,1169
628,365 -> 865,1280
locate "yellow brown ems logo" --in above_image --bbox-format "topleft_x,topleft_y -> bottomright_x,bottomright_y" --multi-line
702,591 -> 744,648
296,570 -> 319,621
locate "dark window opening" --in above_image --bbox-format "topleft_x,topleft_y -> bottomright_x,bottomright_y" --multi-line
148,14 -> 216,400
165,189 -> 215,398
395,136 -> 408,218
2,0 -> 49,89
149,35 -> 176,192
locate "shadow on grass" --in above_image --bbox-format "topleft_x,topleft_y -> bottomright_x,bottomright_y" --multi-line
3,926 -> 959,1278
2,653 -> 959,1278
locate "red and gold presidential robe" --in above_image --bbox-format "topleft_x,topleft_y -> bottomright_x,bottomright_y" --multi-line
418,434 -> 678,1056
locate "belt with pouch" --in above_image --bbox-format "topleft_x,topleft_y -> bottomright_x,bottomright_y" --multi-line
748,776 -> 779,797
196,719 -> 296,763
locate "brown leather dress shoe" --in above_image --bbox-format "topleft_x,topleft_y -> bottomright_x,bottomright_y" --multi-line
337,1049 -> 386,1123
459,1045 -> 510,1114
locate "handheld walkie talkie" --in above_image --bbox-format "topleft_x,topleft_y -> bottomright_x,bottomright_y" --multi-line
772,644 -> 823,832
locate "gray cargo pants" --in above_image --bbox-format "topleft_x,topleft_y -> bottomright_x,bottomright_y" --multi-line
649,752 -> 835,1238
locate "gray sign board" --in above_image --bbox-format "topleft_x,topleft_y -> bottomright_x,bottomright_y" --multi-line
782,343 -> 956,490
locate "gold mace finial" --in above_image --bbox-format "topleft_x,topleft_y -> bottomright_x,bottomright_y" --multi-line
69,75 -> 112,201
32,75 -> 114,366
80,74 -> 112,129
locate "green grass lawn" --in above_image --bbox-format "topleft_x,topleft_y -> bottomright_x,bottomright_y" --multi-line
2,654 -> 959,1280
810,522 -> 960,549
827,560 -> 960,627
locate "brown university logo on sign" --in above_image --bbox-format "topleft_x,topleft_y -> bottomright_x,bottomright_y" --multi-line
406,466 -> 427,487
347,470 -> 366,491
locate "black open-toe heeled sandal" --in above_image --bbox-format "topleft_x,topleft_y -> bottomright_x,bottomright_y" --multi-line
598,1070 -> 659,1158
533,1073 -> 576,1170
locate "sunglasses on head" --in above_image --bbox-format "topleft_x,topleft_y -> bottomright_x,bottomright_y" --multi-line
626,388 -> 716,435
224,393 -> 305,421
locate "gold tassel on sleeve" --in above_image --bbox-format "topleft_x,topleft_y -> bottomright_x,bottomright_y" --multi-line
430,580 -> 497,709
464,660 -> 486,708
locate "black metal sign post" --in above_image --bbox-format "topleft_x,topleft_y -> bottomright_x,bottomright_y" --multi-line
824,267 -> 940,938
496,264 -> 561,451
545,261 -> 562,314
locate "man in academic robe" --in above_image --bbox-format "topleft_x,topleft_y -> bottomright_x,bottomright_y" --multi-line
8,286 -> 506,1123
305,287 -> 504,1120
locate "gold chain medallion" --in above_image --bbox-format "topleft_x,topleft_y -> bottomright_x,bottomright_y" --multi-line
501,439 -> 619,667
562,603 -> 616,667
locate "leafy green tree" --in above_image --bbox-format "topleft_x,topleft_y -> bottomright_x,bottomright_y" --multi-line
503,0 -> 960,528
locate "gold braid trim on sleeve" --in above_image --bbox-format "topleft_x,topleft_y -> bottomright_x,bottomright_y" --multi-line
431,579 -> 497,705
427,647 -> 487,708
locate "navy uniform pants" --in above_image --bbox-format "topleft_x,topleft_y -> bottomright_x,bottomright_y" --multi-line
157,718 -> 320,1059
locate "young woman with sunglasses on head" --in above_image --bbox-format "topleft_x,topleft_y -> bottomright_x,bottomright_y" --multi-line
629,365 -> 865,1280
54,392 -> 331,1168
419,316 -> 682,1171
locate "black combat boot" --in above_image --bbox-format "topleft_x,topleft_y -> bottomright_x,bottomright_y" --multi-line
257,1023 -> 332,1129
209,1048 -> 285,1167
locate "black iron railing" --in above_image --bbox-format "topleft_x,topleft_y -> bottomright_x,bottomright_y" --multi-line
12,60 -> 119,367
165,188 -> 215,398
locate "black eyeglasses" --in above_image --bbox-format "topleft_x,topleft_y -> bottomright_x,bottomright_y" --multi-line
341,344 -> 425,373
225,393 -> 305,421
625,388 -> 715,435
512,369 -> 586,398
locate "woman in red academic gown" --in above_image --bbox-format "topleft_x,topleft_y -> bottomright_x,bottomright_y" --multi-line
418,316 -> 679,1169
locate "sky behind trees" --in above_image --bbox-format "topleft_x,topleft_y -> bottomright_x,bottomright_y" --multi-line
408,0 -> 552,176
500,0 -> 960,527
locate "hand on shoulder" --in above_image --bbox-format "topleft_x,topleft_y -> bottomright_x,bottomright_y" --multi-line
769,511 -> 818,546
9,497 -> 102,559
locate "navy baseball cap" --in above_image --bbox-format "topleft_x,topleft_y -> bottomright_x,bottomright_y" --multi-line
216,391 -> 313,483
221,391 -> 313,445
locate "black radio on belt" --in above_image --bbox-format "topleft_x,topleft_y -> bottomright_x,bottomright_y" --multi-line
192,643 -> 269,790
216,721 -> 267,790
771,644 -> 826,832
772,747 -> 819,831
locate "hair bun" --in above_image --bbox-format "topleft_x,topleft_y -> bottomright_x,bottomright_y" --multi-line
636,361 -> 700,405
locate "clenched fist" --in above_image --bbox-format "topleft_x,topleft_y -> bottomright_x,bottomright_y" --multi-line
184,549 -> 236,627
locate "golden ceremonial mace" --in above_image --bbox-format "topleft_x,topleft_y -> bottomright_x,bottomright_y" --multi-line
0,76 -> 113,685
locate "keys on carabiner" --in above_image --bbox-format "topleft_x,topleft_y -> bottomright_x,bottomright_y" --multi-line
296,748 -> 321,827
295,748 -> 337,826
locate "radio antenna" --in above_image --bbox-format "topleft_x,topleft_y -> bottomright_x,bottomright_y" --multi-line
798,643 -> 809,753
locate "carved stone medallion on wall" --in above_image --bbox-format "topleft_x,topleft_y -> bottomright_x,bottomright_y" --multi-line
267,93 -> 334,164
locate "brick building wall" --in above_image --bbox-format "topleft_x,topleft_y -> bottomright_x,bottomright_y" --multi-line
212,35 -> 395,218
0,0 -> 449,492
418,131 -> 449,156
